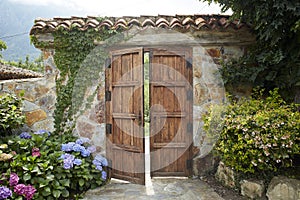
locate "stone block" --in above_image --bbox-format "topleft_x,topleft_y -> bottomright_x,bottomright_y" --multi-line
215,162 -> 236,188
193,152 -> 219,176
34,85 -> 50,97
91,123 -> 106,153
240,179 -> 265,199
267,176 -> 300,200
22,100 -> 40,112
25,109 -> 47,126
76,116 -> 97,139
31,118 -> 54,132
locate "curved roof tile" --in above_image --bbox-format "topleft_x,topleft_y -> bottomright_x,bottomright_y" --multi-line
0,63 -> 43,80
30,15 -> 251,35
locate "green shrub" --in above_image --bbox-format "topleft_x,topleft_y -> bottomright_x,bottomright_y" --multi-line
0,93 -> 25,136
0,130 -> 108,199
204,88 -> 300,174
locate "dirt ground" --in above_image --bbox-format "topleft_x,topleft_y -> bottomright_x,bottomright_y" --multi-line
200,175 -> 248,200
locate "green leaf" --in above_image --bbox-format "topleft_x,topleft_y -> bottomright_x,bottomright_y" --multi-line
23,173 -> 31,181
59,179 -> 70,187
53,190 -> 61,198
79,178 -> 85,187
61,189 -> 69,197
46,174 -> 55,181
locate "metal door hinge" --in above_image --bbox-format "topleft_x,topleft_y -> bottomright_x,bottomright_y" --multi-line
187,89 -> 193,101
186,159 -> 193,169
106,124 -> 112,134
105,58 -> 111,68
105,91 -> 111,101
187,123 -> 193,133
186,57 -> 192,68
108,159 -> 112,168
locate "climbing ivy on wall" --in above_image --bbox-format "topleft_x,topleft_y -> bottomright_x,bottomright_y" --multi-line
53,27 -> 120,134
32,21 -> 120,134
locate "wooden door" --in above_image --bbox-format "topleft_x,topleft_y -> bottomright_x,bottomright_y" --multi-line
105,48 -> 145,185
150,48 -> 193,177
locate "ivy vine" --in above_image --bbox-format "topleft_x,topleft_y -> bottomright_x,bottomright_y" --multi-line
32,19 -> 121,134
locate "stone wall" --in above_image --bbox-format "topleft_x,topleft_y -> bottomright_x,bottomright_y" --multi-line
0,51 -> 57,132
216,162 -> 300,200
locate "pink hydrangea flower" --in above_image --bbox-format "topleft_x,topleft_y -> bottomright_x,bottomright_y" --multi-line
9,173 -> 19,186
32,148 -> 41,157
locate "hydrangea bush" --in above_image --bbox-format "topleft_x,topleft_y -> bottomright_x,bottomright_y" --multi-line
204,88 -> 300,174
0,130 -> 108,199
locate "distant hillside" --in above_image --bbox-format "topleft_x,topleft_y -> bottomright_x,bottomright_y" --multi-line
0,0 -> 84,61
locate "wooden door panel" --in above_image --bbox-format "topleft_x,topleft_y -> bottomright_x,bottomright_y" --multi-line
106,48 -> 145,185
150,48 -> 193,177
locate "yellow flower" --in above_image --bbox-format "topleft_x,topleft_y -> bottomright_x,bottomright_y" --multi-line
0,153 -> 13,161
0,144 -> 8,149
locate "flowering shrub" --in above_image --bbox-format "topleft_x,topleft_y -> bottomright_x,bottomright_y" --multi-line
0,173 -> 36,200
0,130 -> 108,199
0,94 -> 25,136
204,88 -> 300,174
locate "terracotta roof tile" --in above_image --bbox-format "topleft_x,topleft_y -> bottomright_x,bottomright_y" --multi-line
0,63 -> 43,80
30,15 -> 251,35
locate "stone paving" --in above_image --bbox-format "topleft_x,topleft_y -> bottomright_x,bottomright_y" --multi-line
83,178 -> 224,200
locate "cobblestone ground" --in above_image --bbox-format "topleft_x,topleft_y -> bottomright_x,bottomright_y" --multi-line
83,178 -> 224,200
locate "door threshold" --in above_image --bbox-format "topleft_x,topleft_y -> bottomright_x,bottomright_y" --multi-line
152,177 -> 188,180
110,178 -> 131,184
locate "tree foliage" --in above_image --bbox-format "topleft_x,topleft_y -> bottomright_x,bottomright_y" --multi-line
0,40 -> 7,58
202,0 -> 300,100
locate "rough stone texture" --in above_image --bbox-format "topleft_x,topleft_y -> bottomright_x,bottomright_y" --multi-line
83,178 -> 224,200
31,118 -> 55,132
193,152 -> 220,176
25,109 -> 47,126
267,176 -> 300,200
23,100 -> 40,112
240,179 -> 265,199
215,162 -> 236,188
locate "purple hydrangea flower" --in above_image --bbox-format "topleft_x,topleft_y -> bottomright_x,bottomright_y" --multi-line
9,173 -> 19,187
87,145 -> 96,153
73,159 -> 82,166
81,149 -> 91,157
95,165 -> 103,171
23,185 -> 36,200
63,159 -> 74,169
72,144 -> 85,152
61,153 -> 75,169
0,186 -> 12,199
76,137 -> 90,145
94,155 -> 108,167
14,184 -> 26,195
63,153 -> 75,161
34,129 -> 51,136
92,159 -> 101,166
61,142 -> 75,152
32,148 -> 41,157
19,132 -> 32,139
101,171 -> 107,180
14,184 -> 36,200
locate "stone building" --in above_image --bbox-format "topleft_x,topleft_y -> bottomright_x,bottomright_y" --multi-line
29,15 -> 255,180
